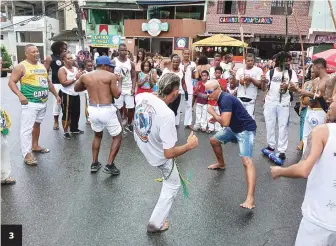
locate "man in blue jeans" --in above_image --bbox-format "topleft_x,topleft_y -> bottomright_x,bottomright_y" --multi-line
206,80 -> 257,209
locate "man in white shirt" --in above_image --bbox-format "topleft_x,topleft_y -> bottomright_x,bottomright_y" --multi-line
270,101 -> 336,246
180,49 -> 196,129
235,53 -> 263,118
93,48 -> 99,66
134,73 -> 198,233
261,52 -> 298,160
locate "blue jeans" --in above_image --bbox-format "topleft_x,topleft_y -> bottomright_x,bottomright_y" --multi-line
213,127 -> 255,158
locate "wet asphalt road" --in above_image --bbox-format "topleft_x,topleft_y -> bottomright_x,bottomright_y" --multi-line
1,77 -> 306,246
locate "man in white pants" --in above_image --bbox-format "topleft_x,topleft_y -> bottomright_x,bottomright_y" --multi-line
270,100 -> 336,246
134,73 -> 198,233
235,53 -> 263,118
8,44 -> 61,165
180,49 -> 196,129
44,41 -> 67,130
113,44 -> 136,132
261,52 -> 298,160
301,58 -> 334,153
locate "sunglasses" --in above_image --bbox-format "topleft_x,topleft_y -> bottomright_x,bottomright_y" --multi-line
205,87 -> 219,95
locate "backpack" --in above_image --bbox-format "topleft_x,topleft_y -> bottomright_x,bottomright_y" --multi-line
269,69 -> 294,102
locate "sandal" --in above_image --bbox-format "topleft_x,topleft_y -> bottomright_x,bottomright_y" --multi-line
32,148 -> 50,153
24,158 -> 37,166
53,125 -> 59,130
1,177 -> 16,185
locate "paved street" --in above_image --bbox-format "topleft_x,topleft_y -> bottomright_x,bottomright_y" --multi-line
1,77 -> 306,246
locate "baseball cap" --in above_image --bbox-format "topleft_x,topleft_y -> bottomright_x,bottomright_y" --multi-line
96,56 -> 115,68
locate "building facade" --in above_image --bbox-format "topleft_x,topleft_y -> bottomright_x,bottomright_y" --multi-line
206,0 -> 312,59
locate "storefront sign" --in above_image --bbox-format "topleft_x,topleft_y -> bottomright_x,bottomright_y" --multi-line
142,19 -> 169,37
219,17 -> 273,24
91,35 -> 120,48
174,37 -> 189,50
315,35 -> 336,43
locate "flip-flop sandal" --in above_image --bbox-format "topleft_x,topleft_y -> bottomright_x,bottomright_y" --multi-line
53,126 -> 59,130
208,166 -> 226,170
1,177 -> 16,185
32,148 -> 50,153
24,158 -> 37,166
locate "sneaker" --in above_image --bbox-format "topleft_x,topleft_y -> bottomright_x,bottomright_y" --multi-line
71,129 -> 84,134
63,133 -> 72,140
91,162 -> 102,173
125,124 -> 134,133
278,153 -> 286,160
103,163 -> 120,175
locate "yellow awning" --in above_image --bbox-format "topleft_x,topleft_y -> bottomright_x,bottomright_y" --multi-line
193,34 -> 248,47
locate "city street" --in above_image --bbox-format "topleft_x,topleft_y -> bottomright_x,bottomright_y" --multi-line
1,77 -> 306,246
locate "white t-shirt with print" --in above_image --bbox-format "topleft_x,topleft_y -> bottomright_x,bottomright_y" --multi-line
161,68 -> 184,94
134,93 -> 177,167
265,68 -> 298,105
236,66 -> 263,100
114,57 -> 133,95
179,61 -> 196,95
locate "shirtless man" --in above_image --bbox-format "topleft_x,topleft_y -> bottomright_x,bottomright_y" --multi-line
290,58 -> 335,153
74,56 -> 122,175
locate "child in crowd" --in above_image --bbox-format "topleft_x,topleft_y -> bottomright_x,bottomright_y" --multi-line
194,70 -> 209,132
207,67 -> 227,133
137,60 -> 155,94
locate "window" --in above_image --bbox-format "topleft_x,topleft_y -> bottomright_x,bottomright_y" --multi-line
16,32 -> 43,43
271,0 -> 293,15
175,5 -> 204,20
148,6 -> 175,19
0,35 -> 3,40
217,1 -> 246,15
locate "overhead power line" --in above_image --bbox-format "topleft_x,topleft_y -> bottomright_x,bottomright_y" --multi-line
1,1 -> 73,30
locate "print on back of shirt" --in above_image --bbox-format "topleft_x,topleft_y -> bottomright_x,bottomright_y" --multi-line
134,100 -> 156,142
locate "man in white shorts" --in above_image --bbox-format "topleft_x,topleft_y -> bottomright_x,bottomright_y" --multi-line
74,56 -> 123,175
113,44 -> 136,132
134,73 -> 198,233
8,44 -> 61,165
235,53 -> 263,118
270,100 -> 336,246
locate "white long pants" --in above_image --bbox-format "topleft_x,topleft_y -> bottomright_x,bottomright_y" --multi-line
239,99 -> 256,119
295,217 -> 336,246
263,103 -> 290,153
21,102 -> 47,158
148,160 -> 181,230
302,108 -> 326,154
53,84 -> 62,116
1,135 -> 11,181
194,103 -> 208,130
175,94 -> 193,126
207,106 -> 221,131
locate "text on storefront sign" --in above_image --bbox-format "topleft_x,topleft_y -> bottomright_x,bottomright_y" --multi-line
219,17 -> 273,24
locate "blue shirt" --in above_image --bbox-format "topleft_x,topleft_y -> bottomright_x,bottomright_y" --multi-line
217,92 -> 256,133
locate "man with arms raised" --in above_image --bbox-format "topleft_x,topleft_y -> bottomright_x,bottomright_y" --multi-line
8,44 -> 61,165
113,44 -> 136,132
271,100 -> 336,245
134,73 -> 198,233
206,80 -> 257,209
74,56 -> 122,175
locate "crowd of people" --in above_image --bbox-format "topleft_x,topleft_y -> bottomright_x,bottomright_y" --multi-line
1,40 -> 336,244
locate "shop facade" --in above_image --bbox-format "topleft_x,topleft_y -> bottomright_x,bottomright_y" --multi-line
124,18 -> 205,57
206,0 -> 312,59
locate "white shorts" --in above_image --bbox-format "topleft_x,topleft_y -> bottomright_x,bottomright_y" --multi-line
295,217 -> 336,246
88,105 -> 122,136
114,94 -> 135,109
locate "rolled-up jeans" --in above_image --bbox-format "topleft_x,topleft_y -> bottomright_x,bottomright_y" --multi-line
148,159 -> 181,230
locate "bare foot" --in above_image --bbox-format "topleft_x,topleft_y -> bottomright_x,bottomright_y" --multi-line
240,198 -> 255,210
147,220 -> 169,233
208,163 -> 226,170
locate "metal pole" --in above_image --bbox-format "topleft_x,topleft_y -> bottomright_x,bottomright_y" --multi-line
328,0 -> 336,29
42,0 -> 48,60
74,0 -> 85,50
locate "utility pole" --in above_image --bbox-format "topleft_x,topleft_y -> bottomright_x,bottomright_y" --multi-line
74,0 -> 84,50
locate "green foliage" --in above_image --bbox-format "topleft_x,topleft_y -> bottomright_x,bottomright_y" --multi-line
1,45 -> 12,69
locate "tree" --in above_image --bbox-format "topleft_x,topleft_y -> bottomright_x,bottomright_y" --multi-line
1,45 -> 12,69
